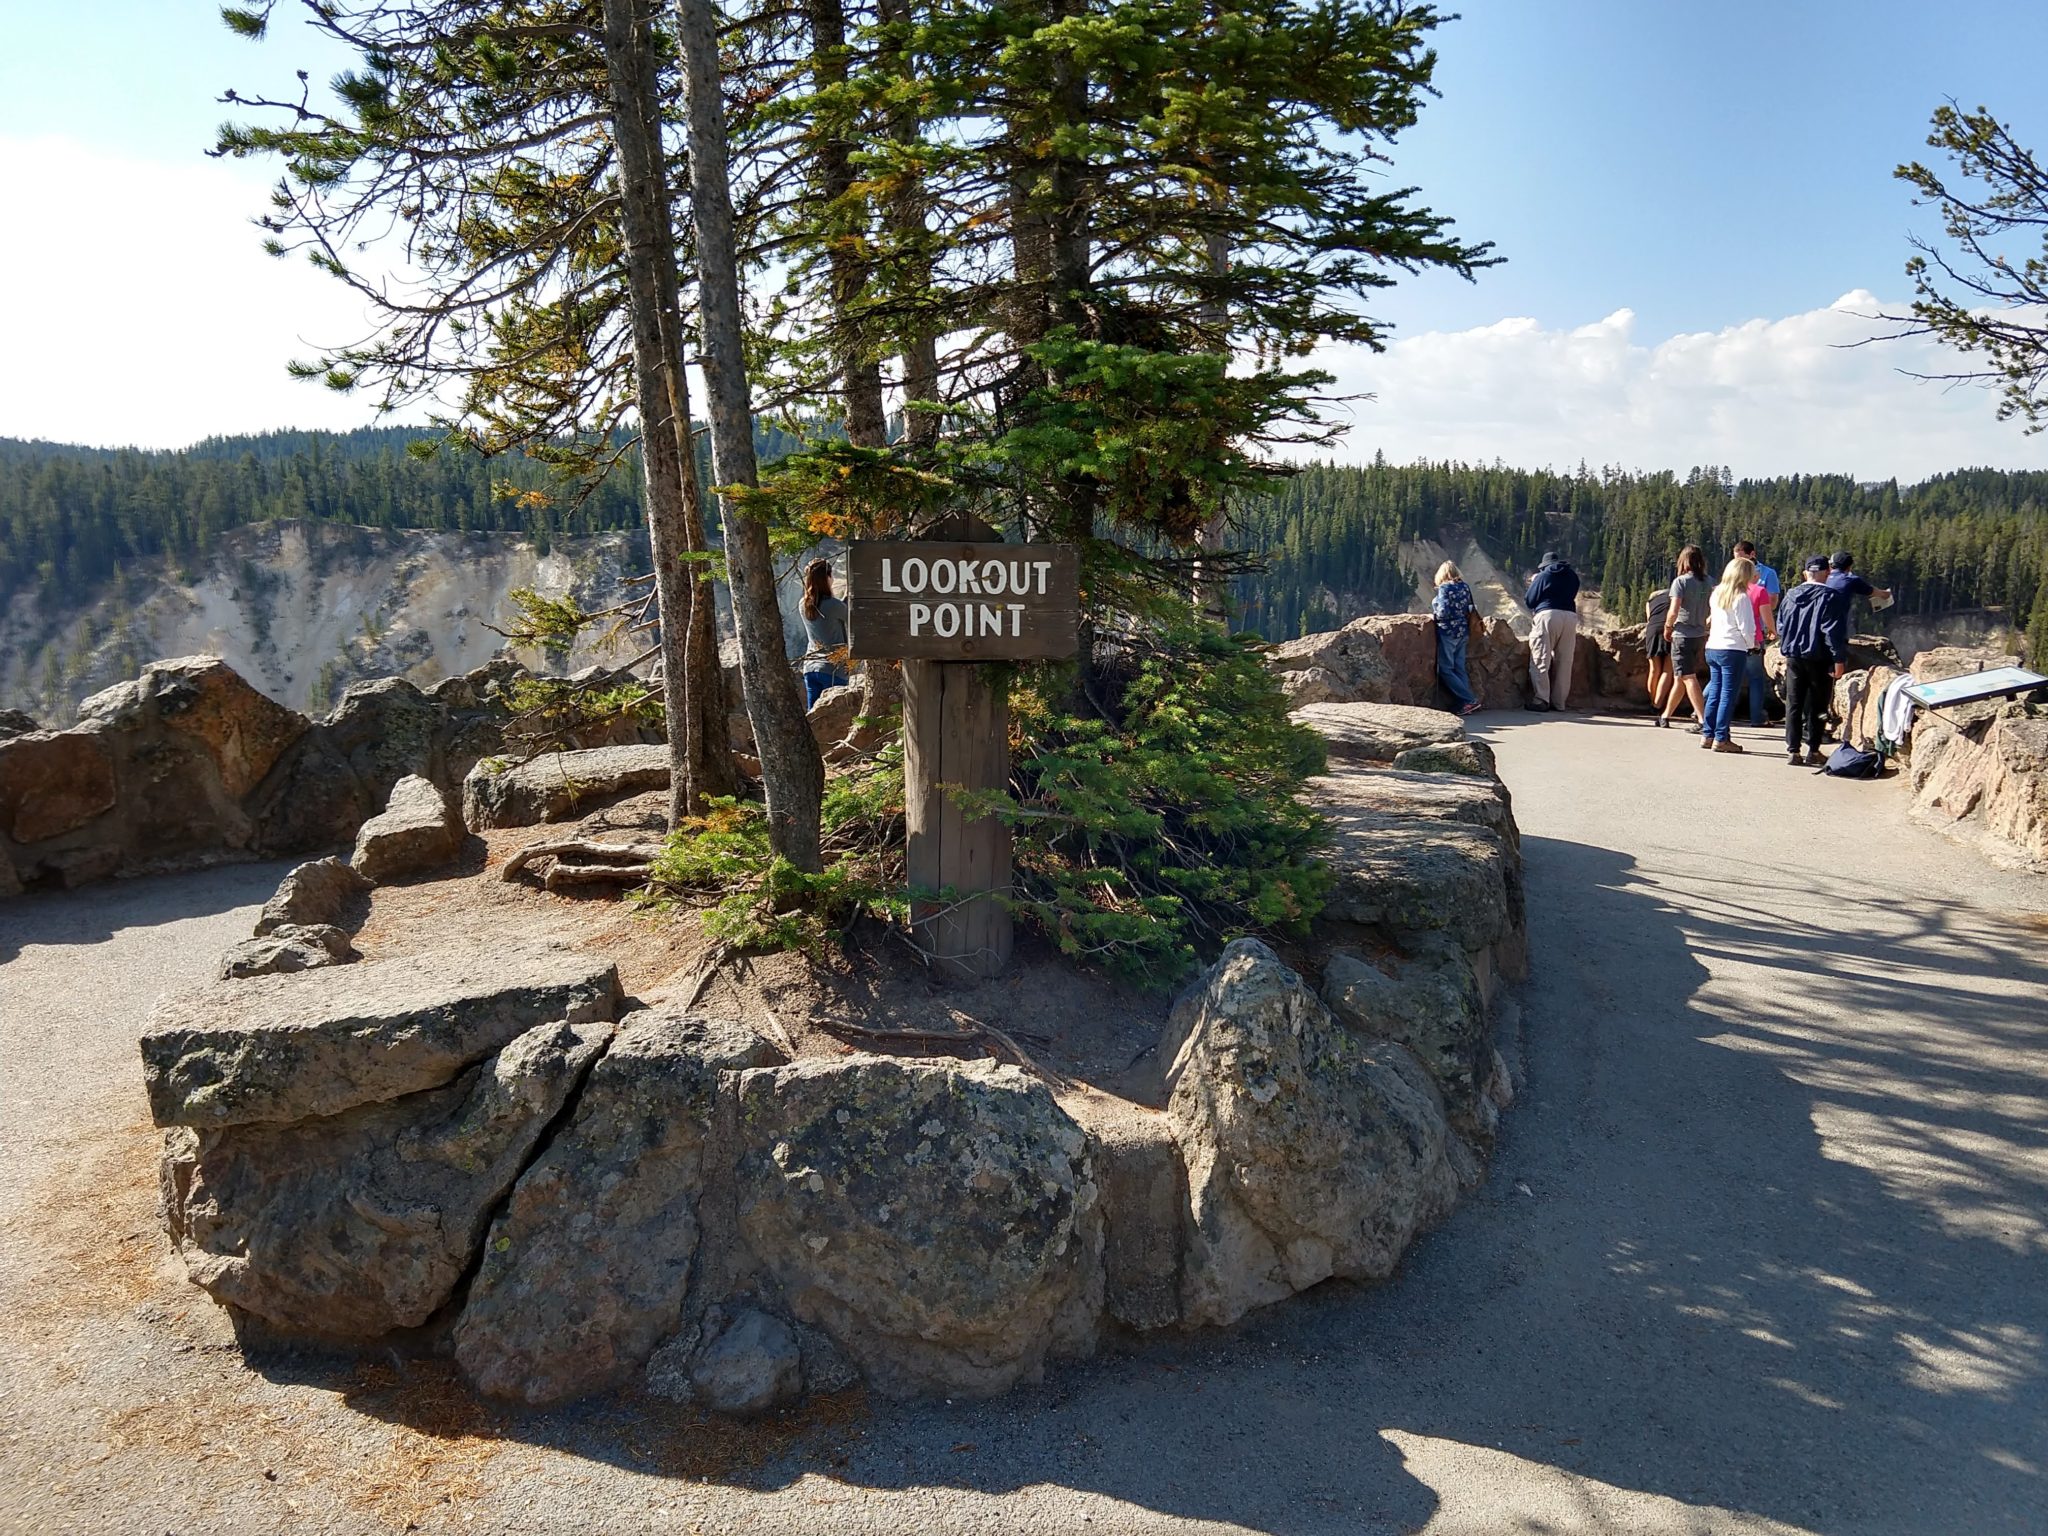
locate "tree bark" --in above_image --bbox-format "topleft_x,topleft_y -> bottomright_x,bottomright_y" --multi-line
875,0 -> 940,448
806,0 -> 888,448
599,0 -> 732,826
672,0 -> 825,869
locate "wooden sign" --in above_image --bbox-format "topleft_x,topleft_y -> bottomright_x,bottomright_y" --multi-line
845,542 -> 1080,661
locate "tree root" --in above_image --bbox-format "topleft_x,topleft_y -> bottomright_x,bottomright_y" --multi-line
502,837 -> 664,885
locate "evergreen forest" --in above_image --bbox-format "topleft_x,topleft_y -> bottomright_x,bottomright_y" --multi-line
9,429 -> 2045,664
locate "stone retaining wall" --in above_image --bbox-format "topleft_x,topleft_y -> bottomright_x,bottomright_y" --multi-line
1836,645 -> 2047,869
143,700 -> 1527,1415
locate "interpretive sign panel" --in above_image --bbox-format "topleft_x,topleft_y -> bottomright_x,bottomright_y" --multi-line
846,542 -> 1080,662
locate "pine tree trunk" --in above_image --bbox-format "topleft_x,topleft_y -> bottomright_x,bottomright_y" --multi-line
876,0 -> 940,448
807,0 -> 888,448
672,0 -> 825,870
599,0 -> 731,826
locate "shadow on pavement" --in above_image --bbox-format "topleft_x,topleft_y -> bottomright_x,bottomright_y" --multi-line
0,858 -> 297,966
225,829 -> 2048,1533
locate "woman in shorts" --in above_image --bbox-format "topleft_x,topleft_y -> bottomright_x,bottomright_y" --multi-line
1656,545 -> 1711,729
1645,585 -> 1673,713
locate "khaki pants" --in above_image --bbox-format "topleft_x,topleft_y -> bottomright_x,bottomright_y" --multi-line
1529,608 -> 1579,709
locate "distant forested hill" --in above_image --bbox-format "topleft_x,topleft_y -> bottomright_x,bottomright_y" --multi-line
1235,457 -> 2048,663
6,429 -> 2046,666
0,424 -> 799,614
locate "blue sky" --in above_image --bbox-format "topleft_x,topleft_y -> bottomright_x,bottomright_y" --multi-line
4,1 -> 2047,476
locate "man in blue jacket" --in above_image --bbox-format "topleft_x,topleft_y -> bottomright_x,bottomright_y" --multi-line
1524,551 -> 1581,711
1776,555 -> 1851,765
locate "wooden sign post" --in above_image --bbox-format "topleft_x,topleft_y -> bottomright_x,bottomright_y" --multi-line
847,538 -> 1080,981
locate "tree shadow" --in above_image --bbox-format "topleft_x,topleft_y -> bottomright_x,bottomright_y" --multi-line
217,829 -> 2048,1532
0,858 -> 297,966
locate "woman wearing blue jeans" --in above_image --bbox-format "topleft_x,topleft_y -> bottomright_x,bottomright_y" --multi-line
1431,561 -> 1483,715
1700,556 -> 1758,752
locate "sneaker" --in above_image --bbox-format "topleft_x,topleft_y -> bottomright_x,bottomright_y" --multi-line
1787,750 -> 1806,766
1699,735 -> 1714,749
1460,702 -> 1483,716
1526,700 -> 1553,713
1713,739 -> 1746,754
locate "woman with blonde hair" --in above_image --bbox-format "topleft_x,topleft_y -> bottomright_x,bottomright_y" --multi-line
1431,560 -> 1482,715
1700,555 -> 1759,752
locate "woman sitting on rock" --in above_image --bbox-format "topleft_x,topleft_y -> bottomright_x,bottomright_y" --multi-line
1430,560 -> 1483,716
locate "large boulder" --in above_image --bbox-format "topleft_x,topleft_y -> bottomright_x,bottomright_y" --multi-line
806,684 -> 863,755
1322,936 -> 1489,1126
1310,777 -> 1520,955
1267,621 -> 1394,707
1164,940 -> 1456,1328
1982,713 -> 2048,864
76,656 -> 307,799
0,729 -> 118,843
160,1016 -> 610,1339
351,774 -> 462,883
462,744 -> 672,831
1291,701 -> 1466,766
254,856 -> 371,936
141,947 -> 621,1128
1306,769 -> 1518,851
732,1056 -> 1101,1399
453,1011 -> 785,1407
1391,739 -> 1497,778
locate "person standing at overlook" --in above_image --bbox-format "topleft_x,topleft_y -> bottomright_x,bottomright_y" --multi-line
1701,556 -> 1760,752
799,558 -> 850,708
1656,545 -> 1712,729
1734,539 -> 1779,728
1523,550 -> 1581,712
1432,560 -> 1483,715
1776,555 -> 1851,765
1826,551 -> 1894,610
1644,583 -> 1675,716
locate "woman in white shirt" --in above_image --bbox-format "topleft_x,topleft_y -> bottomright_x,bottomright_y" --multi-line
1701,557 -> 1758,753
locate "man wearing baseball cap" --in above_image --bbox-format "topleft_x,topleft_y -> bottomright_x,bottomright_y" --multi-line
1825,550 -> 1893,610
1775,555 -> 1851,765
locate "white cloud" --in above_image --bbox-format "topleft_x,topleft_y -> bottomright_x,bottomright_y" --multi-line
0,136 -> 384,448
1312,292 -> 2048,482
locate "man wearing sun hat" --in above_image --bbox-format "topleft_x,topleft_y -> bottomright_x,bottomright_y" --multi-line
1775,555 -> 1851,765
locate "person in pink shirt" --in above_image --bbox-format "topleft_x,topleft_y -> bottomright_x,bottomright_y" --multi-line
1734,540 -> 1778,729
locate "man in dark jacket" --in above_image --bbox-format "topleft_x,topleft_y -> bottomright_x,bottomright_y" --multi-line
1775,554 -> 1850,765
1523,551 -> 1581,711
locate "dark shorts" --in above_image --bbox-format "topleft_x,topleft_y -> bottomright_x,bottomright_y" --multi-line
1671,633 -> 1707,676
1646,630 -> 1671,660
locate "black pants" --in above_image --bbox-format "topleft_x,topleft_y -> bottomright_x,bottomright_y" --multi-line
1785,654 -> 1833,753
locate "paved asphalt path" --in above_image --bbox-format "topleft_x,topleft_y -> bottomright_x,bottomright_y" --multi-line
3,711 -> 2045,1534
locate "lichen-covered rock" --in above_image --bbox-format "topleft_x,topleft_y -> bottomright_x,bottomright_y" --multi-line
351,774 -> 461,883
0,729 -> 118,843
1322,937 -> 1488,1124
1306,770 -> 1517,851
733,1056 -> 1101,1399
159,1016 -> 609,1339
1311,780 -> 1518,952
1983,714 -> 2048,864
142,947 -> 620,1128
462,744 -> 671,831
1164,939 -> 1456,1328
454,1011 -> 783,1406
1291,701 -> 1466,766
254,856 -> 371,936
76,656 -> 307,799
1391,740 -> 1497,778
217,924 -> 353,980
1267,621 -> 1393,706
